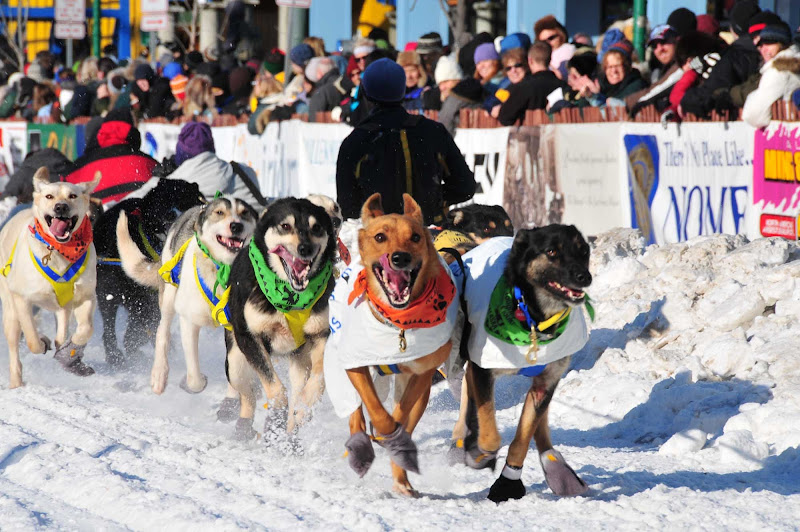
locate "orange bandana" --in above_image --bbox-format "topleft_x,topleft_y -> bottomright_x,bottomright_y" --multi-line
348,264 -> 455,329
32,216 -> 93,263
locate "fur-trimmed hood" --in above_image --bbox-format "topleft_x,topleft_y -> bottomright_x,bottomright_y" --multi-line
764,45 -> 800,74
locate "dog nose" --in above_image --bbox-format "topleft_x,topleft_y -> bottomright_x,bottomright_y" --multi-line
571,268 -> 592,286
391,251 -> 412,269
230,222 -> 244,235
54,203 -> 69,217
297,242 -> 315,258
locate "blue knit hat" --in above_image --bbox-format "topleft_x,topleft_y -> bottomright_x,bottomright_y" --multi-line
289,44 -> 314,67
500,33 -> 532,54
361,58 -> 406,103
162,62 -> 183,80
474,42 -> 500,64
599,28 -> 625,61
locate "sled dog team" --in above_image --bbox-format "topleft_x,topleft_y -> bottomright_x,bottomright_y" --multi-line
0,168 -> 595,502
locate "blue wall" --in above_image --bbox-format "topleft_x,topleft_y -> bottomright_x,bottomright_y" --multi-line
309,0 -> 352,50
395,0 -> 450,49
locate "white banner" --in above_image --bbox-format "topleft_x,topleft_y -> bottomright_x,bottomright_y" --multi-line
0,122 -> 28,183
554,123 -> 626,235
621,122 -> 754,244
453,127 -> 509,206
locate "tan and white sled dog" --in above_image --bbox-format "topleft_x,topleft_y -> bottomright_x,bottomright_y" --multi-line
0,168 -> 101,387
117,195 -> 257,395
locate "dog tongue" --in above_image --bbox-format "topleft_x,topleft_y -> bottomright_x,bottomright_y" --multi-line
270,245 -> 310,278
49,218 -> 70,238
379,254 -> 410,293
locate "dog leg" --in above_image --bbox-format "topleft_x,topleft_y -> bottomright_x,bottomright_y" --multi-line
3,294 -> 24,388
448,374 -> 470,465
533,394 -> 587,497
178,317 -> 207,394
151,285 -> 177,394
226,344 -> 260,440
123,296 -> 154,361
12,294 -> 49,354
464,362 -> 500,470
286,352 -> 311,433
292,335 -> 327,430
54,307 -> 69,348
98,295 -> 124,367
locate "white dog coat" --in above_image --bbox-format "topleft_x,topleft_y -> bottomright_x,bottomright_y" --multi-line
324,256 -> 458,417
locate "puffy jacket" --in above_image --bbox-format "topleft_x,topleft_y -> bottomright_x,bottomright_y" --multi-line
743,45 -> 800,128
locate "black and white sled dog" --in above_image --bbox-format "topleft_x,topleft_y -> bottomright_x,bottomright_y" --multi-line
446,224 -> 594,503
225,197 -> 337,440
93,179 -> 205,367
117,195 -> 257,395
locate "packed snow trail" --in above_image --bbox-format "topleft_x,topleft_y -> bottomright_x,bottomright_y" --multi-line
1,228 -> 800,530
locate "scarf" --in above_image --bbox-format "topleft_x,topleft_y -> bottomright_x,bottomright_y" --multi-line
249,239 -> 332,313
195,233 -> 231,294
485,275 -> 574,346
32,216 -> 93,263
348,264 -> 454,330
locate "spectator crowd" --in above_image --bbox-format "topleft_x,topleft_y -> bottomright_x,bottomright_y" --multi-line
1,0 -> 799,207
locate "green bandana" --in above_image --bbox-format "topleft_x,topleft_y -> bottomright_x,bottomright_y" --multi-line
195,233 -> 231,295
485,275 -> 577,346
248,239 -> 332,312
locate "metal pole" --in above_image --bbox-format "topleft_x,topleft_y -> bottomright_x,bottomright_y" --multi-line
283,7 -> 294,88
632,0 -> 646,61
150,31 -> 157,63
92,0 -> 101,57
66,39 -> 73,68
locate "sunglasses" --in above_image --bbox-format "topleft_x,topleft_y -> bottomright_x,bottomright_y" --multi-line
355,55 -> 368,63
543,33 -> 561,43
505,63 -> 526,72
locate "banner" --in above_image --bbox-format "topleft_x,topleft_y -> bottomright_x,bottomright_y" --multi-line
27,123 -> 84,160
622,122 -> 753,244
554,123 -> 626,235
454,127 -> 509,206
0,122 -> 27,183
752,123 -> 800,240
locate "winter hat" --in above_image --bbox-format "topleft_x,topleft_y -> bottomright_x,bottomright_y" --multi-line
417,32 -> 443,54
600,28 -> 626,61
162,62 -> 183,80
134,63 -> 155,82
667,8 -> 697,36
107,71 -> 126,95
500,32 -> 532,54
696,14 -> 720,35
730,0 -> 761,35
534,15 -> 567,40
759,22 -> 792,45
474,42 -> 500,64
647,24 -> 678,46
263,48 -> 285,75
353,38 -> 376,58
361,57 -> 406,103
170,73 -> 189,101
175,121 -> 215,166
403,42 -> 418,52
185,51 -> 204,73
289,43 -> 314,67
608,39 -> 634,60
345,55 -> 360,77
434,55 -> 464,84
396,51 -> 422,67
748,11 -> 784,37
568,50 -> 598,77
95,108 -> 140,149
305,56 -> 335,84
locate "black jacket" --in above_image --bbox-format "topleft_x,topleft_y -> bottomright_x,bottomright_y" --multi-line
4,148 -> 72,204
336,105 -> 475,225
497,71 -> 567,126
681,35 -> 761,117
309,69 -> 349,121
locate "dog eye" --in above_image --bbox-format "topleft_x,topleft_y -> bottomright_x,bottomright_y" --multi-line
281,223 -> 292,231
68,193 -> 78,199
546,249 -> 558,258
310,223 -> 324,236
410,233 -> 421,243
483,227 -> 490,233
46,194 -> 54,200
215,209 -> 224,216
374,233 -> 386,243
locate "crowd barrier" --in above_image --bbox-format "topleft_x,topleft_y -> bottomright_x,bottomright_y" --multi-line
1,113 -> 798,246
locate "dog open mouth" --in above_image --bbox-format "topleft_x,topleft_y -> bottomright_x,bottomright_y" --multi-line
373,254 -> 420,308
44,215 -> 78,243
217,235 -> 245,252
271,245 -> 312,290
546,281 -> 585,302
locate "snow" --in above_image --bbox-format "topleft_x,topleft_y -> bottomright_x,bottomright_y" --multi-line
2,224 -> 800,530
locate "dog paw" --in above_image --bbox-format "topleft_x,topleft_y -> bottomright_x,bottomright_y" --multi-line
216,397 -> 240,423
150,366 -> 169,395
374,424 -> 419,475
446,439 -> 467,466
105,348 -> 125,369
392,481 -> 420,498
233,417 -> 258,441
487,475 -> 526,503
345,431 -> 375,478
464,436 -> 498,470
180,374 -> 208,394
9,376 -> 24,389
30,336 -> 51,354
540,449 -> 588,497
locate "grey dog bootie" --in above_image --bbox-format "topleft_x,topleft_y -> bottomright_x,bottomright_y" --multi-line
345,431 -> 375,477
540,449 -> 588,496
374,424 -> 419,474
53,340 -> 95,377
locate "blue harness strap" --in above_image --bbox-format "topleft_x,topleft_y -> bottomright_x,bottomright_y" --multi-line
97,257 -> 123,266
517,365 -> 546,377
375,364 -> 401,376
32,246 -> 88,282
196,261 -> 231,323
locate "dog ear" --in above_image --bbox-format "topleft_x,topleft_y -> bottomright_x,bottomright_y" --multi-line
81,171 -> 102,195
32,166 -> 50,192
361,193 -> 384,223
447,208 -> 466,227
402,194 -> 423,225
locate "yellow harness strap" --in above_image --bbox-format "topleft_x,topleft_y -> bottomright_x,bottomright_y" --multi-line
537,308 -> 571,332
28,247 -> 90,307
284,288 -> 326,348
213,287 -> 233,331
158,237 -> 193,286
1,239 -> 17,277
138,224 -> 161,261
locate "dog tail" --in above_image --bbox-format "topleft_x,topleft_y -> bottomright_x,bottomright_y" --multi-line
117,211 -> 162,288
